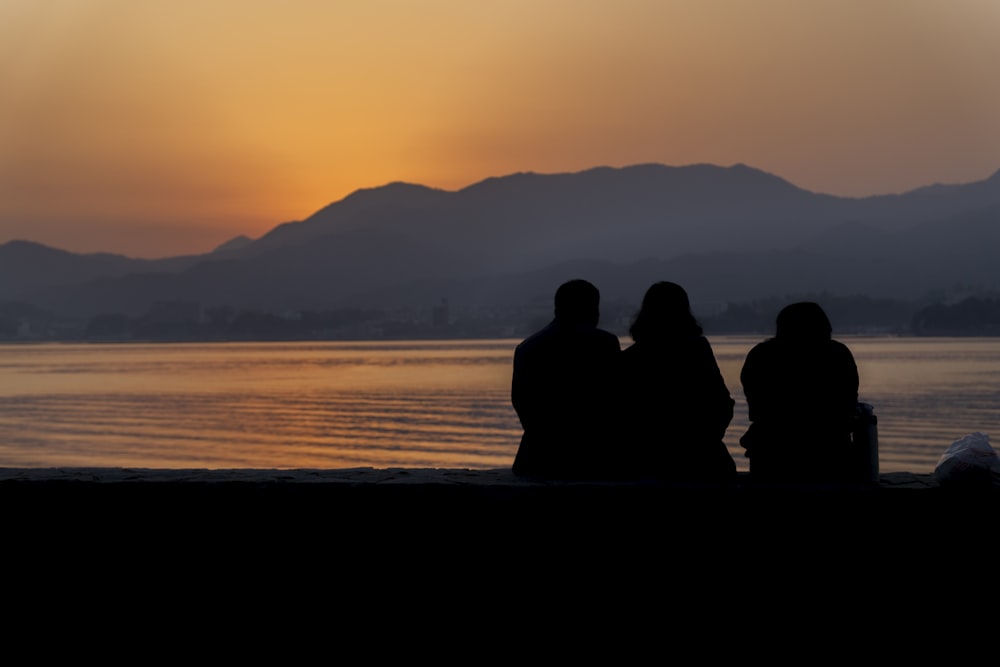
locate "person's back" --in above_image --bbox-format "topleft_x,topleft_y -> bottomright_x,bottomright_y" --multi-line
511,279 -> 621,480
739,302 -> 860,483
617,281 -> 736,483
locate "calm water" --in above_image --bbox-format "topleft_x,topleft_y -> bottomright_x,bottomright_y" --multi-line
1,337 -> 998,474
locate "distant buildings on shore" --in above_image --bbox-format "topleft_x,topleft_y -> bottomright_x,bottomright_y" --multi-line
3,293 -> 1000,341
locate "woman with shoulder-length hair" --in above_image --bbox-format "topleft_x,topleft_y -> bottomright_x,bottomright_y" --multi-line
616,281 -> 737,483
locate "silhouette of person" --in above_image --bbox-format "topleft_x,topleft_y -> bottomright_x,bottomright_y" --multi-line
616,281 -> 737,483
511,279 -> 622,479
739,301 -> 860,483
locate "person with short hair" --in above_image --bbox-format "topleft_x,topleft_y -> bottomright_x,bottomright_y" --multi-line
511,279 -> 622,479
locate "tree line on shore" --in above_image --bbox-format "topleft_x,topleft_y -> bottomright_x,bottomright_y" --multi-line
699,293 -> 1000,336
2,292 -> 1000,342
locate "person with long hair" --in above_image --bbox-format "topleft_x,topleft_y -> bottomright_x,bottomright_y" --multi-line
616,281 -> 736,482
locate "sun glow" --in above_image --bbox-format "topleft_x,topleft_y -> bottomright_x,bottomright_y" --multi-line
2,0 -> 999,257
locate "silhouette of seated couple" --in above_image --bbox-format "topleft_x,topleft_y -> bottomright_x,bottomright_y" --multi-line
511,279 -> 866,485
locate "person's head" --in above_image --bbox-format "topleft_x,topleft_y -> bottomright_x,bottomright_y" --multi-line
774,301 -> 833,342
629,280 -> 702,341
553,279 -> 600,327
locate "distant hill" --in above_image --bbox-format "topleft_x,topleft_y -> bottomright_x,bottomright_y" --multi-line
2,162 -> 999,322
211,235 -> 255,255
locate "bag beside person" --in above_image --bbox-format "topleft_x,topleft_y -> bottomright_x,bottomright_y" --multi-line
933,431 -> 1000,489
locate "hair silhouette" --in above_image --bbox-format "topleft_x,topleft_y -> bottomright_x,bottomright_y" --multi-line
629,280 -> 703,341
774,301 -> 832,341
553,278 -> 600,327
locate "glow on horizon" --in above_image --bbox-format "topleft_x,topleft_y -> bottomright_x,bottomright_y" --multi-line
2,0 -> 999,258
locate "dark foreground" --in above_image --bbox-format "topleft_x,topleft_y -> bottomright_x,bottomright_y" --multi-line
3,467 -> 992,548
3,466 -> 994,639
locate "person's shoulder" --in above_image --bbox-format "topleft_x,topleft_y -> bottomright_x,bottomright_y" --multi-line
741,338 -> 778,367
514,333 -> 534,351
596,328 -> 622,349
516,321 -> 556,345
693,334 -> 715,350
690,334 -> 724,357
595,327 -> 620,340
620,340 -> 643,361
745,337 -> 775,354
513,329 -> 549,358
829,338 -> 858,360
576,325 -> 618,342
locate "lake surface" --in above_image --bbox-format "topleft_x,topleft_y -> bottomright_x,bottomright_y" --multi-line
1,337 -> 998,474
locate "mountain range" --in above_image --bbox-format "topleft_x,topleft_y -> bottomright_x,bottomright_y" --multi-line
2,162 -> 1000,323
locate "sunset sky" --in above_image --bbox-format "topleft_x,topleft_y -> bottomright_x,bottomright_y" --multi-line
2,0 -> 999,259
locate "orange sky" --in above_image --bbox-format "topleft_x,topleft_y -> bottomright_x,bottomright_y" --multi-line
2,0 -> 999,258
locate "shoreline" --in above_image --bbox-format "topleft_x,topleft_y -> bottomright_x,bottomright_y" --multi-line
0,465 -> 939,487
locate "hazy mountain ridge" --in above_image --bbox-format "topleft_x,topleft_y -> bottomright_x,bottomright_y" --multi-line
2,162 -> 999,321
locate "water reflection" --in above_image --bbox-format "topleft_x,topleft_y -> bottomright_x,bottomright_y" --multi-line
0,337 -> 998,473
